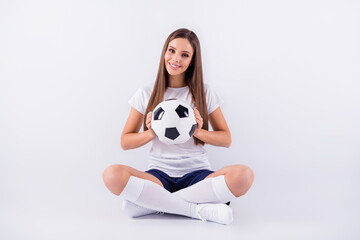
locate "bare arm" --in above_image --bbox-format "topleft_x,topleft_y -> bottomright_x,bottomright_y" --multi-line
193,107 -> 231,148
120,107 -> 156,150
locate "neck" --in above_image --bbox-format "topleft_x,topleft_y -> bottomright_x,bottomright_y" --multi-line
168,73 -> 186,88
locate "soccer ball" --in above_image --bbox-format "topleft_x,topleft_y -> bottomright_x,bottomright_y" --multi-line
151,99 -> 197,145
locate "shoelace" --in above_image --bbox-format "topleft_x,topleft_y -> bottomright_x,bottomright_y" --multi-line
196,205 -> 215,222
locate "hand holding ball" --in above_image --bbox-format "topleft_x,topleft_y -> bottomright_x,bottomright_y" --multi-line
150,99 -> 197,145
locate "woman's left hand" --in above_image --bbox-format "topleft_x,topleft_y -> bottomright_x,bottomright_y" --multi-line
193,107 -> 203,137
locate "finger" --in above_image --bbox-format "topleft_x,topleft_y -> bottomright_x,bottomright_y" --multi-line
194,111 -> 200,119
194,109 -> 201,119
146,120 -> 151,128
147,112 -> 152,119
196,118 -> 203,126
146,118 -> 152,126
196,114 -> 203,121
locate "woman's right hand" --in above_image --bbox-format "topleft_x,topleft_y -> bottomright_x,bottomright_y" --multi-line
146,111 -> 156,139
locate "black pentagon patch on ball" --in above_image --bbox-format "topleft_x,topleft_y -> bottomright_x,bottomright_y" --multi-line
153,107 -> 165,120
175,105 -> 189,118
165,127 -> 180,140
189,123 -> 197,137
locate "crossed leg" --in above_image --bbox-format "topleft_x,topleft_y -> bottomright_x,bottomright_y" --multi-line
102,164 -> 164,196
103,164 -> 199,218
205,164 -> 255,198
103,164 -> 254,218
172,164 -> 254,204
103,164 -> 254,198
102,164 -> 235,224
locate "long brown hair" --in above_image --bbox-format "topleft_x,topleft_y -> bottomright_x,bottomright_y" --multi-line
143,28 -> 208,146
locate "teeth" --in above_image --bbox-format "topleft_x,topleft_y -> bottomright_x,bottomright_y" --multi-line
170,63 -> 179,68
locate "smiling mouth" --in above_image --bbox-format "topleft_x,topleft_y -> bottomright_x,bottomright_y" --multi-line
169,62 -> 181,70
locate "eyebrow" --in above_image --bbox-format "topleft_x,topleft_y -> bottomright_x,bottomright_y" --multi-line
169,46 -> 192,54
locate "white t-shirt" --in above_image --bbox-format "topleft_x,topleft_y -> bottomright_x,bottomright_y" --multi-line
128,82 -> 224,177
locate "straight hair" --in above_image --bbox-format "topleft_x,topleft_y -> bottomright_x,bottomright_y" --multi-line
143,28 -> 208,146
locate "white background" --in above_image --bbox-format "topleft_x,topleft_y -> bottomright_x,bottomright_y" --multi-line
0,0 -> 359,239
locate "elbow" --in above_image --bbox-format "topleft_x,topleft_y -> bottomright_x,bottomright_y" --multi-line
225,132 -> 232,148
120,142 -> 128,151
120,135 -> 129,151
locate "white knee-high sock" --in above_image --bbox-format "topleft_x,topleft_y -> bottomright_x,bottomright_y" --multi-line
120,176 -> 198,218
174,175 -> 236,204
121,199 -> 157,217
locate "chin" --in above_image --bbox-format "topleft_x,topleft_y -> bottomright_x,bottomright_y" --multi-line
166,69 -> 180,76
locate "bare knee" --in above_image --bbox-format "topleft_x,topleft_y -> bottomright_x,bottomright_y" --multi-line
228,165 -> 254,197
102,164 -> 131,196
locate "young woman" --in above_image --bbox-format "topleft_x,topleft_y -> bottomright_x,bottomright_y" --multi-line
102,28 -> 254,225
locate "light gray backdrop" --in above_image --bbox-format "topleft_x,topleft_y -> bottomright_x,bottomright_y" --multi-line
0,0 -> 359,239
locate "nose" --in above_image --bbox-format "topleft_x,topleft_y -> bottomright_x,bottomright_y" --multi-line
173,54 -> 180,63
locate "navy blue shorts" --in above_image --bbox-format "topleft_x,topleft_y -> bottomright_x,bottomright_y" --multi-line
145,169 -> 214,193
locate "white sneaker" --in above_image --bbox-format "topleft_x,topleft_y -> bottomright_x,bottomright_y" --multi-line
121,200 -> 160,217
195,203 -> 233,225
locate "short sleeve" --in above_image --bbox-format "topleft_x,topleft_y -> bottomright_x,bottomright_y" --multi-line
205,84 -> 224,114
128,88 -> 147,115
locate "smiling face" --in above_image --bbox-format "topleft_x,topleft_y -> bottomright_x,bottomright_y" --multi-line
164,38 -> 194,77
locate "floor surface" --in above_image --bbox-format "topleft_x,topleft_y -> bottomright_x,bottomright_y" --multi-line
1,197 -> 357,240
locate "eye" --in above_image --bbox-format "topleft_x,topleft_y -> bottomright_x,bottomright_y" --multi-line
182,54 -> 189,58
169,49 -> 175,53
